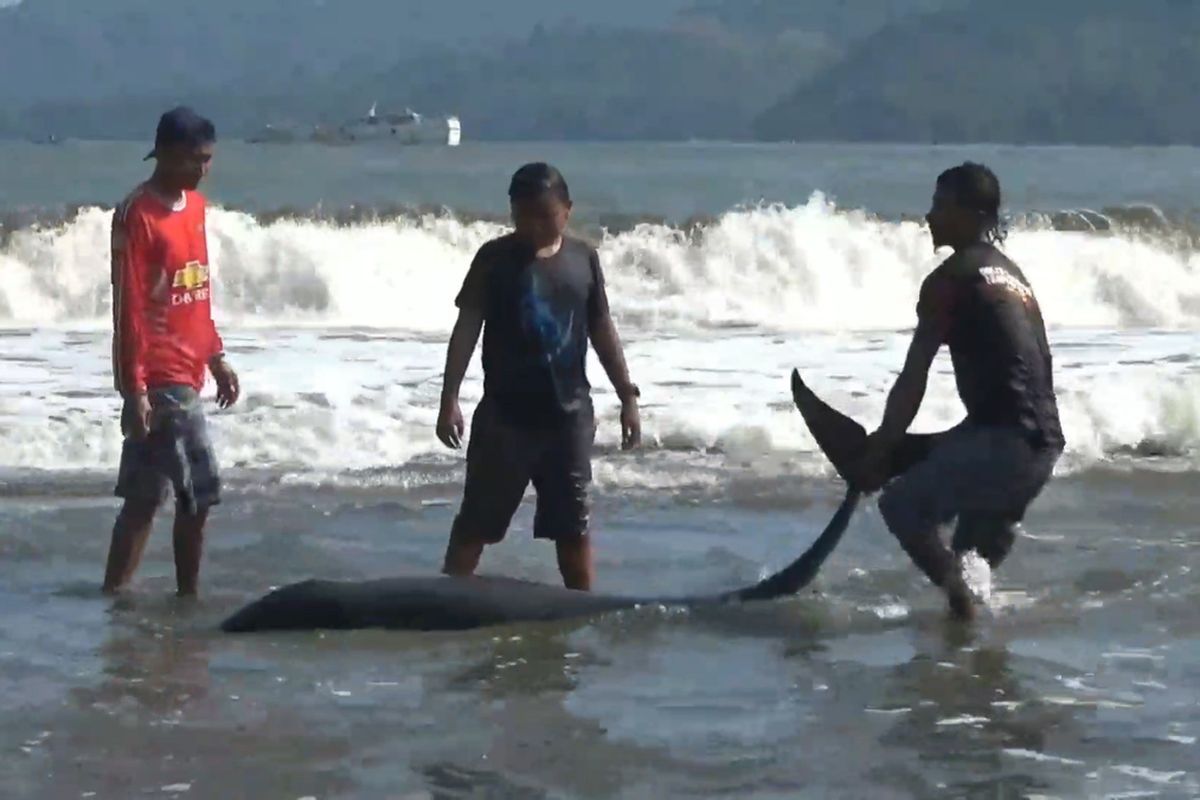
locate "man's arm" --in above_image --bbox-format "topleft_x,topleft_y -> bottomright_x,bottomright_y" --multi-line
589,309 -> 641,450
874,315 -> 943,448
441,308 -> 484,405
199,200 -> 238,408
206,284 -> 225,367
206,273 -> 237,407
854,269 -> 953,491
875,268 -> 956,447
853,318 -> 941,491
112,210 -> 151,399
436,307 -> 484,449
208,347 -> 240,409
589,309 -> 637,402
436,245 -> 491,449
586,251 -> 636,400
586,253 -> 640,448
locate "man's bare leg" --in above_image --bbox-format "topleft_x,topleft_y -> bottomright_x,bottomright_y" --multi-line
173,508 -> 209,597
442,526 -> 485,577
880,485 -> 975,622
890,524 -> 975,622
952,513 -> 1017,570
102,499 -> 158,594
555,535 -> 593,591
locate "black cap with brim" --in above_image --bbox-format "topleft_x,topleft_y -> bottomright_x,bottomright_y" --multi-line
145,106 -> 216,160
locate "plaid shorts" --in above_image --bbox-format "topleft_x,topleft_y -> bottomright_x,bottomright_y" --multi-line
115,385 -> 221,515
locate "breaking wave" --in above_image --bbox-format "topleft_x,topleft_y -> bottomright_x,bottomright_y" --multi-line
3,195 -> 1200,332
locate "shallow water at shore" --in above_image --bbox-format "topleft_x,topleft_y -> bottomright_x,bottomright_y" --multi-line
1,469 -> 1198,798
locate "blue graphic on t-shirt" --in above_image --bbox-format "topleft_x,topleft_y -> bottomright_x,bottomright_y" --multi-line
520,271 -> 576,366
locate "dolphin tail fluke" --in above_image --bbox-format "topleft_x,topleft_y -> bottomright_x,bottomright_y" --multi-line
790,369 -> 942,489
790,369 -> 867,485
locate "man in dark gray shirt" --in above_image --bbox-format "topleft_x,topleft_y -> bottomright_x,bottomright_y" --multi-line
436,163 -> 641,590
856,163 -> 1063,621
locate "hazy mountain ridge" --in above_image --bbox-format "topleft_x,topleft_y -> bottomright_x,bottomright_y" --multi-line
755,0 -> 1200,144
2,0 -> 1195,143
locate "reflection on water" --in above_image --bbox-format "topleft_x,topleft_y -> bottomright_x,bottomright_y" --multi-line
80,629 -> 211,722
868,634 -> 1077,798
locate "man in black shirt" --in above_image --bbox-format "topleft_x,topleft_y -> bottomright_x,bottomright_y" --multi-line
856,163 -> 1065,621
436,163 -> 641,591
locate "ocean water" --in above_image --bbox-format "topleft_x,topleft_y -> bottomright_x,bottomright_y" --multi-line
1,141 -> 1199,799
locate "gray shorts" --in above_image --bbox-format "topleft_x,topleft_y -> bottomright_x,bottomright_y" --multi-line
452,395 -> 595,544
879,423 -> 1059,544
115,385 -> 221,515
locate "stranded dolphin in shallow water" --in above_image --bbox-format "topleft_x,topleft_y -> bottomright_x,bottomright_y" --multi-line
221,370 -> 927,633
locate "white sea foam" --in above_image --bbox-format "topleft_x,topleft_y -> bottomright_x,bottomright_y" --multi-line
3,195 -> 1200,332
2,196 -> 1199,483
959,551 -> 993,606
0,327 -> 1197,484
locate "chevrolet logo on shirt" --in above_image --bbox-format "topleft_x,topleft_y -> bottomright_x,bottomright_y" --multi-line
173,262 -> 210,291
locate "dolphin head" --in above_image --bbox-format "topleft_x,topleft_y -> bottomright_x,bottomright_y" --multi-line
221,579 -> 352,633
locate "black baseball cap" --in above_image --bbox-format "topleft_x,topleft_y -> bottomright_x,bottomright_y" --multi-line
144,106 -> 216,161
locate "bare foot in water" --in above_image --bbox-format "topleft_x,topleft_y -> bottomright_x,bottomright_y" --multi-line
945,575 -> 977,622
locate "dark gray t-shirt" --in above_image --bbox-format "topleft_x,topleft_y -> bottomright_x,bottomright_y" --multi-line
456,234 -> 610,428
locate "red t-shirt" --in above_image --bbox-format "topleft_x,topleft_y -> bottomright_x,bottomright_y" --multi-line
111,185 -> 223,395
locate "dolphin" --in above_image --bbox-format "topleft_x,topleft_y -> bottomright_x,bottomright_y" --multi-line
220,370 -> 928,634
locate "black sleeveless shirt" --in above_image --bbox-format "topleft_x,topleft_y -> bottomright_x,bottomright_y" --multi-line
917,242 -> 1064,450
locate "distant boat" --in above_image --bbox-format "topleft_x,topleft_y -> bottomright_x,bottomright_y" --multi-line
248,103 -> 461,147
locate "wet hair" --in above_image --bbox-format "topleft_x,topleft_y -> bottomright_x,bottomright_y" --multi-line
936,161 -> 1006,244
508,162 -> 571,205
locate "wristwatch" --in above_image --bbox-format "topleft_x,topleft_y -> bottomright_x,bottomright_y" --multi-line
618,383 -> 641,402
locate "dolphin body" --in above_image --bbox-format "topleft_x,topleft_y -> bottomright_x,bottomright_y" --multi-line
221,371 -> 932,634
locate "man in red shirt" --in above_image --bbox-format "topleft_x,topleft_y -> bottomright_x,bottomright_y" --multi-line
102,107 -> 240,597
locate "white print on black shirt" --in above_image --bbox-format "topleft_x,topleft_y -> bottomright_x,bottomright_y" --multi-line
979,266 -> 1033,303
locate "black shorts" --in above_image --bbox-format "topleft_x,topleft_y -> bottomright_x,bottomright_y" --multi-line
878,423 -> 1059,549
452,395 -> 595,544
115,385 -> 221,516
